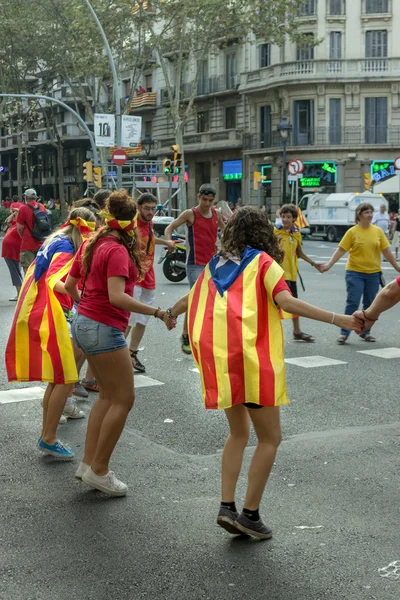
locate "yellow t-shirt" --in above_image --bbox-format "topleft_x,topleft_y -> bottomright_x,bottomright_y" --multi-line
339,224 -> 389,273
274,227 -> 302,281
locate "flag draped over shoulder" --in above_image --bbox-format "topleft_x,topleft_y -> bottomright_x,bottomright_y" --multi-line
187,247 -> 290,410
5,237 -> 78,384
294,206 -> 309,229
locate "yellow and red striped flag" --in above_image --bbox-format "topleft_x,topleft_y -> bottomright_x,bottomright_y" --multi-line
5,237 -> 78,384
187,248 -> 290,410
294,206 -> 309,230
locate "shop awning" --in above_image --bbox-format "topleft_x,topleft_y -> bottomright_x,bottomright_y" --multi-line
373,174 -> 400,194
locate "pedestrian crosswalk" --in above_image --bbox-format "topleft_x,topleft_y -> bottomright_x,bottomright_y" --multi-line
357,347 -> 400,359
285,355 -> 347,368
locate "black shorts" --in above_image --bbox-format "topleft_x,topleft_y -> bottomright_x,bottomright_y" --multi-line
244,402 -> 263,410
285,280 -> 298,298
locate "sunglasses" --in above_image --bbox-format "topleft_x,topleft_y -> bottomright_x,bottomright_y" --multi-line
200,191 -> 216,197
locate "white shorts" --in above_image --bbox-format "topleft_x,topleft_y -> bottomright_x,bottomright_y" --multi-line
129,286 -> 156,327
393,230 -> 400,248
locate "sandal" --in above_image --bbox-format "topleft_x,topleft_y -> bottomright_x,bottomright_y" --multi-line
360,333 -> 376,342
81,379 -> 100,392
336,334 -> 348,345
293,332 -> 315,343
130,350 -> 146,373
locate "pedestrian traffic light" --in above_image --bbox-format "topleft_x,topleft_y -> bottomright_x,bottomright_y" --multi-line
364,173 -> 372,191
93,166 -> 102,188
83,160 -> 93,182
163,157 -> 172,175
170,144 -> 183,174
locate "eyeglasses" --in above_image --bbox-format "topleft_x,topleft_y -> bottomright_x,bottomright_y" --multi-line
141,206 -> 157,212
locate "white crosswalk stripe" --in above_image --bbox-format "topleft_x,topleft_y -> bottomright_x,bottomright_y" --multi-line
135,374 -> 164,389
285,355 -> 347,368
0,386 -> 45,404
357,347 -> 400,359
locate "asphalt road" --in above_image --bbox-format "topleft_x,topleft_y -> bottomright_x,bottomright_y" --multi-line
0,239 -> 399,600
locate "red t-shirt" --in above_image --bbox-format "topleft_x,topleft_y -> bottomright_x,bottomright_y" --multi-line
1,220 -> 22,261
70,237 -> 138,331
16,201 -> 47,251
397,276 -> 400,286
137,218 -> 155,290
3,200 -> 11,209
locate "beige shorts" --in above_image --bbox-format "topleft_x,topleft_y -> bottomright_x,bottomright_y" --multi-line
128,286 -> 156,327
393,230 -> 400,248
20,249 -> 38,269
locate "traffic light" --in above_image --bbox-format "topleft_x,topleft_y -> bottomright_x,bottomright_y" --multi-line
163,157 -> 172,175
93,166 -> 102,188
364,173 -> 372,191
253,172 -> 267,190
83,160 -> 93,182
170,144 -> 183,174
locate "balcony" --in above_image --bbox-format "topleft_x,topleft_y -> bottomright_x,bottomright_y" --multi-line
129,92 -> 156,111
160,75 -> 240,103
244,126 -> 400,151
243,58 -> 399,92
158,129 -> 242,153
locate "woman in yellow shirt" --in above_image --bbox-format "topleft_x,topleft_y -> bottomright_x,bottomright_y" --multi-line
321,202 -> 400,344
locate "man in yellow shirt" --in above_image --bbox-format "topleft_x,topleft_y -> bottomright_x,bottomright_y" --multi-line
320,202 -> 400,343
274,204 -> 322,342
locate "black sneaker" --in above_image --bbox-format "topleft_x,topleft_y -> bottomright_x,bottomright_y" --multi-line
217,507 -> 241,535
235,512 -> 273,540
181,334 -> 192,355
130,350 -> 146,373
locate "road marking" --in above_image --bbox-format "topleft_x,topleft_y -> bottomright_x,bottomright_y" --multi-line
135,374 -> 164,389
190,367 -> 200,373
357,347 -> 400,359
0,386 -> 45,404
285,355 -> 347,368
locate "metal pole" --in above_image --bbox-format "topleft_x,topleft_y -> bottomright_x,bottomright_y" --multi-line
168,175 -> 172,216
0,93 -> 99,166
282,140 -> 287,205
83,0 -> 122,188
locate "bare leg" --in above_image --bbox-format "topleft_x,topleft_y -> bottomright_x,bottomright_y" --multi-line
243,406 -> 281,510
42,383 -> 73,445
292,317 -> 301,336
221,405 -> 250,502
129,323 -> 146,352
82,347 -> 135,476
182,312 -> 188,336
41,383 -> 55,433
82,356 -> 111,466
15,285 -> 21,297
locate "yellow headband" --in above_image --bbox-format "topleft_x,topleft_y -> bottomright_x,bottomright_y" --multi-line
100,210 -> 137,237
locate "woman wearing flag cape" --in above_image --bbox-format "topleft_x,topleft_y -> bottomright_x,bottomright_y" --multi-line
5,207 -> 97,460
165,206 -> 363,540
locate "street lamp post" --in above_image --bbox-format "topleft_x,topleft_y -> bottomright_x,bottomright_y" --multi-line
83,0 -> 122,188
277,115 -> 292,205
141,132 -> 155,158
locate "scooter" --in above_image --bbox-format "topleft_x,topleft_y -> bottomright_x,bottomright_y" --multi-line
158,234 -> 187,282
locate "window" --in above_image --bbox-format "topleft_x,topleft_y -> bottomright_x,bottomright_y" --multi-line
365,0 -> 388,13
293,100 -> 314,145
226,53 -> 237,88
329,0 -> 345,14
296,34 -> 315,61
329,99 -> 341,144
145,74 -> 152,92
365,97 -> 387,143
225,106 -> 237,129
297,0 -> 315,15
197,111 -> 209,133
144,121 -> 152,136
260,105 -> 271,146
329,32 -> 342,59
259,43 -> 271,68
366,30 -> 388,57
123,79 -> 131,98
197,60 -> 209,95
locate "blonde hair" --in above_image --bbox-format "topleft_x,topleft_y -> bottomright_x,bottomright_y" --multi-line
41,207 -> 96,254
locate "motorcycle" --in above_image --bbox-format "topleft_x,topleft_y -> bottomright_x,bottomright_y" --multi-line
158,234 -> 187,282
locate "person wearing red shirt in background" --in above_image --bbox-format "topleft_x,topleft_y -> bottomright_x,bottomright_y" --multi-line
3,198 -> 11,209
1,201 -> 24,300
164,183 -> 225,354
16,188 -> 48,273
65,190 -> 174,496
126,193 -> 175,373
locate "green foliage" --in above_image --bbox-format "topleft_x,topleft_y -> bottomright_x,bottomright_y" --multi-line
0,207 -> 11,226
49,208 -> 64,231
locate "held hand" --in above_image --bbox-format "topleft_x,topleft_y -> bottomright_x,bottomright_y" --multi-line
319,264 -> 330,274
163,313 -> 177,330
314,263 -> 324,273
335,314 -> 364,334
166,240 -> 176,253
353,310 -> 375,333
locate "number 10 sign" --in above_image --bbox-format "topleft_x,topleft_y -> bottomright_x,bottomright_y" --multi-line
94,113 -> 116,147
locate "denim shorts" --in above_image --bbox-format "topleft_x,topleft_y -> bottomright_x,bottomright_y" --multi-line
187,264 -> 205,289
72,313 -> 127,355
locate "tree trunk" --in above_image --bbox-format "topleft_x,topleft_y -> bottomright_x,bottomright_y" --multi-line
56,143 -> 68,219
17,134 -> 23,199
175,124 -> 187,212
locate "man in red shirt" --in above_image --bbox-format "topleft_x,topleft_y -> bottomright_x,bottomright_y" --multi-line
165,183 -> 225,353
16,188 -> 47,273
127,193 -> 175,372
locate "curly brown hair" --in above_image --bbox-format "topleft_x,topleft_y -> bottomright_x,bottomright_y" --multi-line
221,206 -> 284,264
82,189 -> 144,279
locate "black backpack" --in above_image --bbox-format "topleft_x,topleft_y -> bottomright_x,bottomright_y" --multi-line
27,204 -> 52,241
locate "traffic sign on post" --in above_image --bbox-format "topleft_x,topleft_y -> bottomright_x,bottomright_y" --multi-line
0,166 -> 6,174
394,156 -> 400,171
112,149 -> 128,166
288,159 -> 304,175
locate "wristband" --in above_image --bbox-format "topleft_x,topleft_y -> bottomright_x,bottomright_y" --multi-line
331,312 -> 335,324
362,309 -> 378,322
166,308 -> 176,319
153,307 -> 162,319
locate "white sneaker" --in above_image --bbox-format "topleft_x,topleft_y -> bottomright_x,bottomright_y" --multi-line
75,461 -> 90,480
59,414 -> 67,424
63,403 -> 85,419
82,467 -> 128,496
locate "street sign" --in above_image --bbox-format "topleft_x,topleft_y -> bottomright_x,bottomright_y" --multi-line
394,156 -> 400,171
288,174 -> 302,182
121,115 -> 142,148
108,170 -> 117,176
0,166 -> 6,174
94,113 -> 116,147
112,149 -> 128,166
288,159 -> 304,175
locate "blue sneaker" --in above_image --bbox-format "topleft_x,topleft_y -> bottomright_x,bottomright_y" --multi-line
37,438 -> 75,460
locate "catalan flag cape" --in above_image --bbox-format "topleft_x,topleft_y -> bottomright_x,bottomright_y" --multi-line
294,206 -> 309,230
187,247 -> 290,410
5,236 -> 78,385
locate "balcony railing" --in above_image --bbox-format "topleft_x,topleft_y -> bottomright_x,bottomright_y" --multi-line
244,127 -> 400,150
160,74 -> 240,103
244,58 -> 398,89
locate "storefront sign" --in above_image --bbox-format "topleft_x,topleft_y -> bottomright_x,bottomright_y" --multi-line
222,160 -> 242,181
299,161 -> 337,187
371,160 -> 395,183
261,164 -> 272,184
